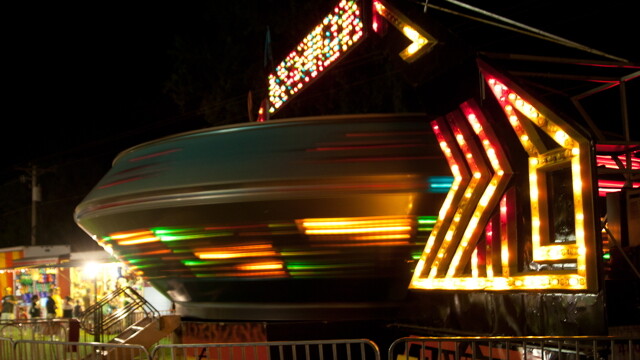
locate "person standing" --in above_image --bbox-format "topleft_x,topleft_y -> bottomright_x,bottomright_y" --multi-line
45,292 -> 57,319
82,288 -> 91,310
73,298 -> 83,318
29,294 -> 42,319
1,287 -> 18,320
52,287 -> 63,318
62,296 -> 73,318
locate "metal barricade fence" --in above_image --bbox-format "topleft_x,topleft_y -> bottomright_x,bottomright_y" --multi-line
13,339 -> 150,360
2,331 -> 639,360
151,339 -> 381,360
1,336 -> 15,359
0,319 -> 68,342
388,336 -> 640,360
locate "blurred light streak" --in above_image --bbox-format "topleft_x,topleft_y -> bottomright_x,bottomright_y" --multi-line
236,261 -> 284,271
129,148 -> 182,162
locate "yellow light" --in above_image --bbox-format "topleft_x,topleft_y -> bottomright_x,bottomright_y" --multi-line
554,130 -> 568,143
402,25 -> 427,45
196,251 -> 276,260
118,236 -> 160,246
305,225 -> 411,234
300,216 -> 414,237
82,262 -> 100,279
492,278 -> 509,290
110,230 -> 154,240
351,234 -> 411,240
303,219 -> 410,228
195,243 -> 276,260
471,249 -> 478,278
374,0 -> 436,62
406,42 -> 421,55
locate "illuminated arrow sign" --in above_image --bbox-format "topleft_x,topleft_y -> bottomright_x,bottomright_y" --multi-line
411,63 -> 598,291
372,0 -> 438,63
412,103 -> 512,288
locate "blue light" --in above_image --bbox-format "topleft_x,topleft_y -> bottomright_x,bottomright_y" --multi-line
428,176 -> 454,193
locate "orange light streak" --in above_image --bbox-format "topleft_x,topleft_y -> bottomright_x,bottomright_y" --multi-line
110,230 -> 154,240
236,261 -> 284,271
118,236 -> 160,246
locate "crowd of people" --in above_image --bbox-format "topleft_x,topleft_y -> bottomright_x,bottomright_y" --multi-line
2,286 -> 83,320
2,275 -> 143,321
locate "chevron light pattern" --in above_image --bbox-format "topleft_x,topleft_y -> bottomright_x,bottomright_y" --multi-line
372,0 -> 438,63
410,65 -> 598,291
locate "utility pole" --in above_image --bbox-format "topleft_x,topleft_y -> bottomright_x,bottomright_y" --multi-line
31,164 -> 41,246
20,164 -> 42,246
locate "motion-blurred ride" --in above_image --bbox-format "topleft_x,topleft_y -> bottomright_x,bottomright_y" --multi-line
74,114 -> 451,320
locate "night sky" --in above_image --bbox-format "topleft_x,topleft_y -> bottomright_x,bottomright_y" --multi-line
2,0 -> 638,251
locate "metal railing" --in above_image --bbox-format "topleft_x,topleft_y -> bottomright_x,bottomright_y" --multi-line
0,319 -> 68,341
1,336 -> 14,359
151,339 -> 381,360
79,286 -> 161,342
389,336 -> 640,360
12,339 -> 149,360
0,313 -> 173,344
0,336 -> 638,360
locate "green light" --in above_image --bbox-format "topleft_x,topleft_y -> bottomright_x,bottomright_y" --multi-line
159,232 -> 231,241
125,258 -> 154,264
152,227 -> 201,234
417,216 -> 438,224
417,216 -> 438,231
194,274 -> 218,278
182,260 -> 219,267
130,263 -> 162,269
